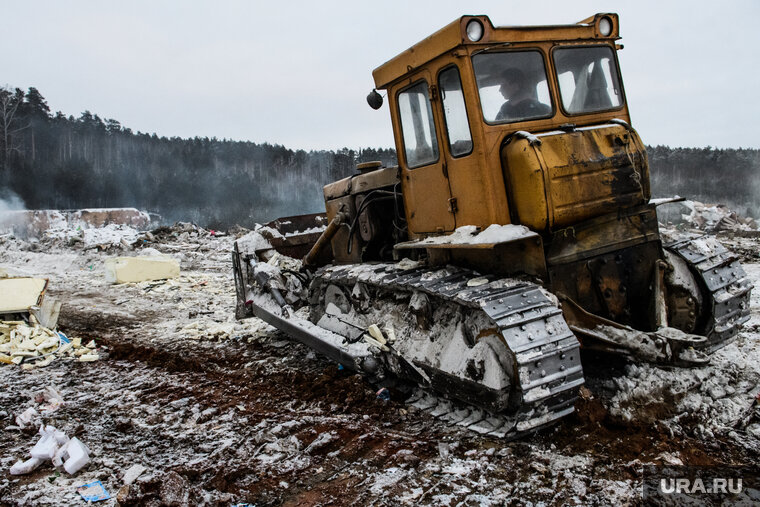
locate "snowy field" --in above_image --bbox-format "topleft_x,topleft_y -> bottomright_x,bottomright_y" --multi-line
0,226 -> 758,506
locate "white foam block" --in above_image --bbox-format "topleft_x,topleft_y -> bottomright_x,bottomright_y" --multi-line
105,256 -> 180,284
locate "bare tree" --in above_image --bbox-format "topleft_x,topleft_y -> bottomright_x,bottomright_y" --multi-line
0,86 -> 27,181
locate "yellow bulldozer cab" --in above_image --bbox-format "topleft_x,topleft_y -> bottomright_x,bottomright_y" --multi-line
372,14 -> 645,238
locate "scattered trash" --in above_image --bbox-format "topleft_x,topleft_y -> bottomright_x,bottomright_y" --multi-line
31,425 -> 68,460
0,208 -> 149,240
122,463 -> 146,485
438,442 -> 451,459
0,277 -> 47,313
181,320 -> 237,341
367,324 -> 387,344
15,407 -> 40,429
8,425 -> 91,476
383,325 -> 396,344
10,457 -> 43,475
364,326 -> 390,352
76,480 -> 110,502
376,387 -> 391,401
55,437 -> 91,474
105,255 -> 180,284
0,277 -> 61,328
0,320 -> 97,368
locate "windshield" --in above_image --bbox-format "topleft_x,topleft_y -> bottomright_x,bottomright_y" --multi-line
553,46 -> 623,114
472,51 -> 552,123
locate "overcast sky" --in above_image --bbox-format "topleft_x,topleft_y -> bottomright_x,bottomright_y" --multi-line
3,1 -> 759,151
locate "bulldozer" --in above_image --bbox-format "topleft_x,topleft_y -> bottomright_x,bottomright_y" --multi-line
232,14 -> 752,438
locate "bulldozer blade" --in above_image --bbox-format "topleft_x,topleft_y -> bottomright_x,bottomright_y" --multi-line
561,296 -> 710,366
259,213 -> 328,259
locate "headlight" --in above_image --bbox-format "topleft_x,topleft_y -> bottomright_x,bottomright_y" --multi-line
466,19 -> 484,42
598,16 -> 613,37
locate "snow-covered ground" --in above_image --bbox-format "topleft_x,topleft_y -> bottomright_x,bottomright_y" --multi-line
0,227 -> 758,505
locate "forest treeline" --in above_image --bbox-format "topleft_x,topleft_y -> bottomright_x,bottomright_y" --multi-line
1,86 -> 758,227
0,86 -> 396,227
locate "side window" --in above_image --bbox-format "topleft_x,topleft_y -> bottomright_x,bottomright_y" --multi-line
398,81 -> 439,168
553,46 -> 623,114
439,66 -> 473,157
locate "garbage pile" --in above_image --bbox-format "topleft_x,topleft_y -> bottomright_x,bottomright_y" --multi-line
0,276 -> 98,368
0,208 -> 150,242
677,201 -> 758,232
0,322 -> 99,368
10,424 -> 91,476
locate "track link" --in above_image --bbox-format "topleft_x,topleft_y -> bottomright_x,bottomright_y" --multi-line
664,234 -> 752,350
311,263 -> 584,439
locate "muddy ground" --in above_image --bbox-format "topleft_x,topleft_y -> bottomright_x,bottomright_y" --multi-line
0,227 -> 759,506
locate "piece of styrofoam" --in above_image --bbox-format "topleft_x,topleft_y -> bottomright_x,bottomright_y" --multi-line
104,256 -> 180,284
0,278 -> 47,313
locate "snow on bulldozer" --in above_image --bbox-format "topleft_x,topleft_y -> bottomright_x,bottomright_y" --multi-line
233,14 -> 752,438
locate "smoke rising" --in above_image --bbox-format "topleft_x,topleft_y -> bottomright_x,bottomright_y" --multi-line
0,188 -> 26,212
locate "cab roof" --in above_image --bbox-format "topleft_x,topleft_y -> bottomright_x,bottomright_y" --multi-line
372,13 -> 620,89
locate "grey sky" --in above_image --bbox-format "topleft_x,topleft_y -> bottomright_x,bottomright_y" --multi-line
3,1 -> 759,150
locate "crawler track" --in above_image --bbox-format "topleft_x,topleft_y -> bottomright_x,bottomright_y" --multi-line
664,234 -> 752,350
311,263 -> 585,438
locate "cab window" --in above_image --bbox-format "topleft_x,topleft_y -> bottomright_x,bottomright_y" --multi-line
398,81 -> 439,168
438,66 -> 473,157
553,46 -> 623,114
472,51 -> 553,123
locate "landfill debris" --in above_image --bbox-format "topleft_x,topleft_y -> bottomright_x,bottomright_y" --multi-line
10,457 -> 44,475
659,200 -> 758,232
0,276 -> 61,329
105,255 -> 180,284
438,442 -> 451,459
376,387 -> 391,401
0,277 -> 47,313
9,425 -> 90,476
76,480 -> 110,502
35,386 -> 65,413
181,320 -> 238,341
15,407 -> 40,429
367,324 -> 387,344
54,437 -> 91,474
0,320 -> 97,368
122,463 -> 146,485
0,208 -> 150,239
30,425 -> 69,460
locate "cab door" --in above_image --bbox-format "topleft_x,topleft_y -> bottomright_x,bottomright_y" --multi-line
395,73 -> 456,236
436,65 -> 480,227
